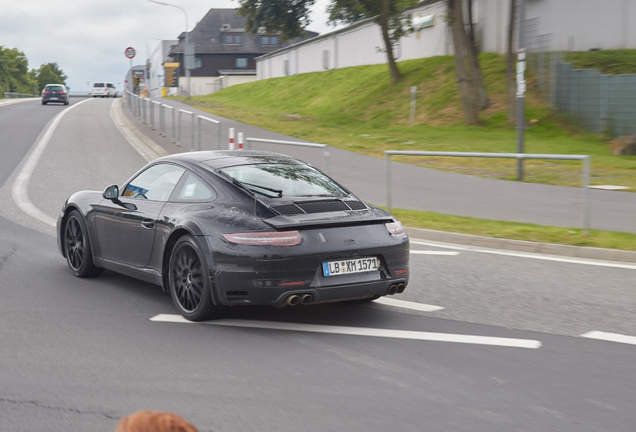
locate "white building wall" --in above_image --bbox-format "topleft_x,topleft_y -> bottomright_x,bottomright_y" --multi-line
257,0 -> 636,80
178,75 -> 257,96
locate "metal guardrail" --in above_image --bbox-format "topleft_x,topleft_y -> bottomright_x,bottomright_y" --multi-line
4,92 -> 36,98
197,115 -> 221,151
246,137 -> 330,173
123,90 -> 224,152
385,150 -> 591,232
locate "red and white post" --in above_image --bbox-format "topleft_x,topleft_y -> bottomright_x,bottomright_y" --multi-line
238,132 -> 244,150
228,127 -> 235,150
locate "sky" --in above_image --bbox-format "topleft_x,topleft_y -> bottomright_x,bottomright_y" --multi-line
0,0 -> 335,91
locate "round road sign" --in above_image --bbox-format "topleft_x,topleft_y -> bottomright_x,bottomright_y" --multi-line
125,47 -> 136,59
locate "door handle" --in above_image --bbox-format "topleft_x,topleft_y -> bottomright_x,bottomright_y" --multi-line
141,219 -> 155,229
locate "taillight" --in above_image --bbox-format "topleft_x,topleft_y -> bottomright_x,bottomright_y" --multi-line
385,221 -> 407,238
43,91 -> 49,94
223,231 -> 302,246
59,91 -> 65,94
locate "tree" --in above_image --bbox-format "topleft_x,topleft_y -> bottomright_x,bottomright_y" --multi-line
466,0 -> 489,109
238,0 -> 418,84
33,62 -> 67,92
0,46 -> 36,94
447,0 -> 481,124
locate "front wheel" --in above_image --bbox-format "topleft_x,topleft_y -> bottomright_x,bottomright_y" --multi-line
63,210 -> 102,277
168,235 -> 217,321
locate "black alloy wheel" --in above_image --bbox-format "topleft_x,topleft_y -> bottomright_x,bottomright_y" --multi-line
64,210 -> 101,277
168,235 -> 216,321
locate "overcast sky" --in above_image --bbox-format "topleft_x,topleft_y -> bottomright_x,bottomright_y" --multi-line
0,0 -> 335,91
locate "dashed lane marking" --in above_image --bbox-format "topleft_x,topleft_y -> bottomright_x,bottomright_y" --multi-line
581,331 -> 636,346
410,239 -> 636,270
374,297 -> 444,312
150,314 -> 541,349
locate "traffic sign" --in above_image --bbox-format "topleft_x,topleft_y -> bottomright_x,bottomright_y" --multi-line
125,47 -> 136,59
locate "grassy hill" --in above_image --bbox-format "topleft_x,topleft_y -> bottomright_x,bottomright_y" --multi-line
179,53 -> 636,190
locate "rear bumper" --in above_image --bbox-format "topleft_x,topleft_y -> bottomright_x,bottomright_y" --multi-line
206,226 -> 409,307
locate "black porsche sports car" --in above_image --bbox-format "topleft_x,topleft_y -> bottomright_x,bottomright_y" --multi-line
57,151 -> 409,320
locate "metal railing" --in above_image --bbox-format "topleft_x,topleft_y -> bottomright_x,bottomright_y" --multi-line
3,92 -> 36,98
385,151 -> 591,232
197,115 -> 221,150
246,137 -> 330,173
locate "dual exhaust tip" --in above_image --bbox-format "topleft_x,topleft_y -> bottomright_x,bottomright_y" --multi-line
285,293 -> 313,306
387,282 -> 406,295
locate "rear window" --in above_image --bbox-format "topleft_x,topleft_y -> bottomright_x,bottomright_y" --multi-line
107,83 -> 115,88
93,83 -> 104,87
220,163 -> 346,198
46,85 -> 64,91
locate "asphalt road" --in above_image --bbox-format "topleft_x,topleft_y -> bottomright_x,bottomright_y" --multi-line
137,96 -> 636,233
1,99 -> 635,432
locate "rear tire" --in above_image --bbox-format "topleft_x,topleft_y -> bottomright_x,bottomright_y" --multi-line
168,235 -> 217,321
42,101 -> 46,105
63,210 -> 102,277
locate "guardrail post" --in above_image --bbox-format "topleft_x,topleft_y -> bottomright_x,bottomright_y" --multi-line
159,105 -> 165,136
386,153 -> 392,213
191,112 -> 195,151
171,107 -> 176,143
238,132 -> 244,150
197,116 -> 202,150
228,128 -> 235,150
150,101 -> 155,130
177,110 -> 182,146
324,148 -> 330,173
217,122 -> 222,150
582,156 -> 590,234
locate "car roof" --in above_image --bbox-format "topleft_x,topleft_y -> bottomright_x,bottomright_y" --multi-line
158,150 -> 304,170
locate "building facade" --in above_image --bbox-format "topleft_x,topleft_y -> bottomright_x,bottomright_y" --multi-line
167,8 -> 316,96
147,40 -> 178,98
257,0 -> 636,80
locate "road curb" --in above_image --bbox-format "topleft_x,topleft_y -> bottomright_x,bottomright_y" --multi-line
405,226 -> 636,263
110,98 -> 167,162
0,97 -> 39,107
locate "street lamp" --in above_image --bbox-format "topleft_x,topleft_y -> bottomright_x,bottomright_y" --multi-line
147,0 -> 192,100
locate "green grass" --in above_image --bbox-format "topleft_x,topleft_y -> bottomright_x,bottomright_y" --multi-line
564,49 -> 636,74
173,53 -> 636,190
389,207 -> 636,251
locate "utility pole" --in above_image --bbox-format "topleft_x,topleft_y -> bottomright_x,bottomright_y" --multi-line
516,0 -> 526,180
147,0 -> 192,100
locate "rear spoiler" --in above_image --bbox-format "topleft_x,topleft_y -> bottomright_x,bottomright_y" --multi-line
263,210 -> 393,230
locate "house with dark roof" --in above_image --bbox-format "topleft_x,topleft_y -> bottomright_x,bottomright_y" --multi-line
167,8 -> 316,95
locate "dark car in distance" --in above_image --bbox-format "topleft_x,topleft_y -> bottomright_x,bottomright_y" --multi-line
57,151 -> 409,320
41,84 -> 69,105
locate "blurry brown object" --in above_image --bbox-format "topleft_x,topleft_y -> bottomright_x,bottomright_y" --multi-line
115,410 -> 199,432
609,135 -> 636,155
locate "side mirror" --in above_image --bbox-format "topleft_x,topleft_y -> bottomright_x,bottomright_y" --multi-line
103,185 -> 119,200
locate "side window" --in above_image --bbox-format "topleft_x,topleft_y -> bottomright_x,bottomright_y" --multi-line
123,164 -> 185,201
174,173 -> 215,201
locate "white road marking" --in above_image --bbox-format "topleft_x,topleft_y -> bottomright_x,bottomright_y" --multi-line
410,239 -> 636,270
150,314 -> 541,349
11,98 -> 94,227
410,250 -> 460,256
373,297 -> 444,312
581,331 -> 636,346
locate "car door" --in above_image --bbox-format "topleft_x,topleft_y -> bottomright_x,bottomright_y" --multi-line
92,163 -> 185,268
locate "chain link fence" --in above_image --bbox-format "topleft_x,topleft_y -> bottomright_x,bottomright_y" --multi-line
528,35 -> 636,138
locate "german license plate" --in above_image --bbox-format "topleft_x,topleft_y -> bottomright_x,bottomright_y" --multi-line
322,257 -> 380,277
50,97 -> 58,100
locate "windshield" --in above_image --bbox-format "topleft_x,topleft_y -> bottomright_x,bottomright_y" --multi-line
93,83 -> 104,87
220,163 -> 347,198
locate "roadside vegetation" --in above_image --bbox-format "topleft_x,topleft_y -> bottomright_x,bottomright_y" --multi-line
178,53 -> 636,191
564,49 -> 636,74
0,45 -> 67,97
389,207 -> 636,251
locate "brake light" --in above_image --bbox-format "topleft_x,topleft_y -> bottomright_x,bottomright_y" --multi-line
43,91 -> 49,94
223,231 -> 302,246
59,91 -> 65,94
385,221 -> 407,238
